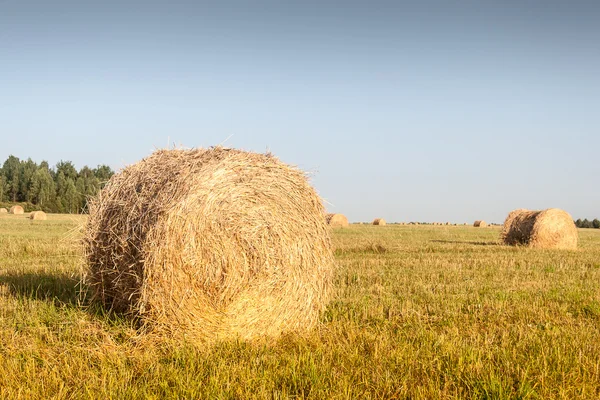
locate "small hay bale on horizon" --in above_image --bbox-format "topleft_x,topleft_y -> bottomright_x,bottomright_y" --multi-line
372,218 -> 386,226
9,205 -> 24,215
500,208 -> 577,250
473,220 -> 487,228
84,147 -> 335,343
30,211 -> 47,220
326,213 -> 349,228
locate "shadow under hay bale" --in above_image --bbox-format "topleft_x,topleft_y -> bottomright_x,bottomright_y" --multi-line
325,213 -> 349,228
84,147 -> 334,343
500,208 -> 578,250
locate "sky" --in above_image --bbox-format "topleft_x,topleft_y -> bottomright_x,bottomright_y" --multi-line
1,0 -> 599,223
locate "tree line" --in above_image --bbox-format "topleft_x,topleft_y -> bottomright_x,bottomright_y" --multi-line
0,155 -> 114,213
575,219 -> 600,229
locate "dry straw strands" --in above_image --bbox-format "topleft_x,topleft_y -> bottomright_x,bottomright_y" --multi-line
0,208 -> 7,214
84,147 -> 334,343
473,220 -> 487,228
500,208 -> 578,250
9,205 -> 24,215
326,213 -> 349,228
372,218 -> 386,226
29,211 -> 47,220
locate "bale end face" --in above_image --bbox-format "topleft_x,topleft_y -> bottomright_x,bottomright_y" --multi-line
30,211 -> 47,220
84,147 -> 334,343
326,213 -> 349,228
500,208 -> 578,250
9,206 -> 24,215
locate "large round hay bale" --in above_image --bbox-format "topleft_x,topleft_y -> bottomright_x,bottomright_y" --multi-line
29,211 -> 47,220
473,220 -> 487,228
9,205 -> 24,215
84,147 -> 334,342
372,218 -> 386,226
500,208 -> 577,250
325,213 -> 349,228
0,208 -> 7,214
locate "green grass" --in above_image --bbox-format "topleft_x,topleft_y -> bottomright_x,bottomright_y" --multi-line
1,214 -> 600,399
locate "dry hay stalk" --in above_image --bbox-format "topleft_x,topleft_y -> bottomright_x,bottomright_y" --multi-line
0,208 -> 7,214
30,211 -> 47,220
473,220 -> 487,228
325,213 -> 349,228
9,205 -> 24,215
500,208 -> 578,250
372,218 -> 386,226
84,147 -> 334,342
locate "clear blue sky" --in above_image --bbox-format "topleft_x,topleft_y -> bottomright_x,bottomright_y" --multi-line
1,0 -> 599,223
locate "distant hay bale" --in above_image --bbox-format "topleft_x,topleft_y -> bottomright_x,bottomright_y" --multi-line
29,211 -> 47,220
325,213 -> 349,228
372,218 -> 386,226
473,220 -> 487,228
9,206 -> 24,215
0,208 -> 7,214
500,208 -> 578,250
84,147 -> 334,343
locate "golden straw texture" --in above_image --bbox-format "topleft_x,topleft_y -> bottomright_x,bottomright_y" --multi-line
325,213 -> 349,228
84,147 -> 334,342
500,208 -> 578,250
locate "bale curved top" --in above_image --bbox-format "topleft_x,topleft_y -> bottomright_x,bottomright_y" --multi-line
501,208 -> 578,249
84,147 -> 334,342
9,205 -> 24,215
372,218 -> 386,226
325,213 -> 349,228
30,211 -> 47,220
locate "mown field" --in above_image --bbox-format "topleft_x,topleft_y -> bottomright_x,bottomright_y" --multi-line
1,214 -> 600,399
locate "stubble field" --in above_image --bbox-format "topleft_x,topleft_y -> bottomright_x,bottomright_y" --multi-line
1,213 -> 599,399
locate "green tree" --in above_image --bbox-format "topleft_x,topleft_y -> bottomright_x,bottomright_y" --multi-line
575,219 -> 583,228
582,219 -> 592,229
94,165 -> 114,183
29,168 -> 56,209
21,158 -> 38,202
2,155 -> 21,202
593,219 -> 600,229
56,160 -> 78,181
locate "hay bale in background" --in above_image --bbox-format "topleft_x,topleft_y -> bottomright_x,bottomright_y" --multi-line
473,220 -> 487,228
9,206 -> 24,215
372,218 -> 386,226
500,208 -> 577,250
0,208 -> 7,214
29,211 -> 47,220
326,213 -> 349,228
84,147 -> 334,342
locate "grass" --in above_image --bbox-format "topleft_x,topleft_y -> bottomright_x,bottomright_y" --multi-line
1,214 -> 600,399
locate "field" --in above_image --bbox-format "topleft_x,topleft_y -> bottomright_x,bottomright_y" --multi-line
1,214 -> 600,399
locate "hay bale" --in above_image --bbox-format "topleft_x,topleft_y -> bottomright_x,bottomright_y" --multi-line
473,220 -> 487,228
500,208 -> 577,250
0,208 -> 7,214
84,147 -> 334,342
9,205 -> 24,215
29,211 -> 47,220
372,218 -> 386,226
325,213 -> 349,228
